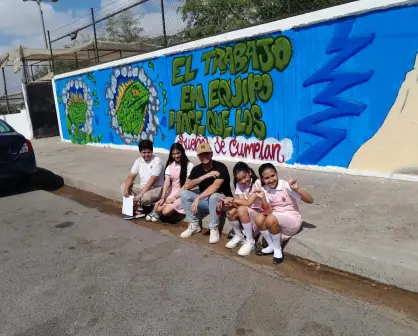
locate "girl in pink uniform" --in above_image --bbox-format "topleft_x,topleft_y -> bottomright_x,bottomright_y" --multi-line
223,162 -> 264,256
254,163 -> 314,264
146,143 -> 193,222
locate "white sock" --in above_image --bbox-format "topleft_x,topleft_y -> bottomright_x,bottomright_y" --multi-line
271,233 -> 283,259
229,220 -> 243,238
260,230 -> 274,254
242,222 -> 255,244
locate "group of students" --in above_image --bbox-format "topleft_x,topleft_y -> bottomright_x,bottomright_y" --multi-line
121,139 -> 314,264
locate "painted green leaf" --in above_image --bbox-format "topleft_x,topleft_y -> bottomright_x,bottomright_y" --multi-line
92,91 -> 97,96
164,98 -> 167,105
159,82 -> 163,88
162,90 -> 166,97
98,134 -> 103,142
148,62 -> 154,70
66,118 -> 72,133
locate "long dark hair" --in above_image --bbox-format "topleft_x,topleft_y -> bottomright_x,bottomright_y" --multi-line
258,163 -> 277,186
165,143 -> 190,187
233,161 -> 258,189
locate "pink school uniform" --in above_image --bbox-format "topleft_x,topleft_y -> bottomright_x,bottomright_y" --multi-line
235,179 -> 263,222
263,179 -> 302,239
164,161 -> 193,214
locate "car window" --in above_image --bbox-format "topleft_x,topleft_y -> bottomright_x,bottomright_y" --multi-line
0,120 -> 12,133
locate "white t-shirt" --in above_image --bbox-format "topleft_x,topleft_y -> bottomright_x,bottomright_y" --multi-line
130,155 -> 164,188
164,162 -> 194,177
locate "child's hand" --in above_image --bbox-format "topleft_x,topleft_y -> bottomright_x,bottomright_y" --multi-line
223,197 -> 234,207
255,190 -> 265,199
286,178 -> 299,191
286,173 -> 299,191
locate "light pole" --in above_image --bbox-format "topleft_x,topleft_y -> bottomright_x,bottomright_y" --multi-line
23,0 -> 58,50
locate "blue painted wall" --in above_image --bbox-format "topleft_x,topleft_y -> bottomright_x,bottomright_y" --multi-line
53,3 -> 418,169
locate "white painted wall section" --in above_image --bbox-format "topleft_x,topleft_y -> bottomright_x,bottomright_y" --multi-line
0,108 -> 34,139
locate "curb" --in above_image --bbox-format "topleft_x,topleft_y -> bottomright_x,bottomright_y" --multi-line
54,171 -> 418,293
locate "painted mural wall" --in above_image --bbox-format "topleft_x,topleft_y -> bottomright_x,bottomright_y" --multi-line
53,2 -> 418,174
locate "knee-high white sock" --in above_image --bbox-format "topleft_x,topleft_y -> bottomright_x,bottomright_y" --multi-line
242,222 -> 255,244
271,233 -> 283,259
229,220 -> 243,238
260,230 -> 274,254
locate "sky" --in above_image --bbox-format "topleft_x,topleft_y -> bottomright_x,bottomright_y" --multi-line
0,0 -> 185,95
0,0 -> 185,53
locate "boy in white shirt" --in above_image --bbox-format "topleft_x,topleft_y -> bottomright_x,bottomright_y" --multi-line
121,140 -> 164,219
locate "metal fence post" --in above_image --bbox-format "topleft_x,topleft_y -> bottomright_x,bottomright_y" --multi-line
2,67 -> 10,114
47,30 -> 55,74
30,65 -> 34,82
160,0 -> 168,47
91,8 -> 100,63
74,52 -> 79,69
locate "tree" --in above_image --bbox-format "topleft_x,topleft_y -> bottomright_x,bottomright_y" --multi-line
31,60 -> 78,80
178,0 -> 350,40
178,0 -> 254,40
105,9 -> 144,43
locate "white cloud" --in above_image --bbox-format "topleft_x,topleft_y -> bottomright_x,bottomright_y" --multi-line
0,0 -> 91,52
0,0 -> 187,94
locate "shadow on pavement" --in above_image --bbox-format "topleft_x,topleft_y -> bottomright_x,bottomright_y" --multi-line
0,168 -> 64,198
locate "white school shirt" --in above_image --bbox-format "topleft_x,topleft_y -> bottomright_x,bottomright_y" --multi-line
235,179 -> 263,209
130,155 -> 164,188
263,179 -> 302,203
164,162 -> 194,176
234,179 -> 262,198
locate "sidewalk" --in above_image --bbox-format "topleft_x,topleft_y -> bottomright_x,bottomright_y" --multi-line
33,137 -> 418,292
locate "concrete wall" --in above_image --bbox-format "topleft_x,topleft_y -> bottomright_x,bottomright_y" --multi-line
52,0 -> 418,176
0,108 -> 33,139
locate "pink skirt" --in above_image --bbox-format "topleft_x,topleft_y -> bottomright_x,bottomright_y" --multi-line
271,212 -> 302,239
166,187 -> 184,214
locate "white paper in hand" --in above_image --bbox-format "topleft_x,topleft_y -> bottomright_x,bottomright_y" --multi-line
122,196 -> 134,216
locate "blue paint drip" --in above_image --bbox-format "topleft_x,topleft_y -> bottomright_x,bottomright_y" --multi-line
297,20 -> 375,165
161,116 -> 167,127
95,115 -> 99,125
110,132 -> 114,143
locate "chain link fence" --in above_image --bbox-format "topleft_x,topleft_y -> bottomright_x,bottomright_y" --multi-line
0,65 -> 25,115
46,0 -> 356,74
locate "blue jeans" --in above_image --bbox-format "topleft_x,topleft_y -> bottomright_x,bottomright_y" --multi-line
180,189 -> 224,229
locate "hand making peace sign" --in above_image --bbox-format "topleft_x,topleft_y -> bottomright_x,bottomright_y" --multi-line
286,173 -> 299,191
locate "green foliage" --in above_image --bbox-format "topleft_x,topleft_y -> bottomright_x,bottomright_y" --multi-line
178,0 -> 350,40
178,0 -> 254,40
105,9 -> 145,43
32,60 -> 78,80
68,101 -> 88,125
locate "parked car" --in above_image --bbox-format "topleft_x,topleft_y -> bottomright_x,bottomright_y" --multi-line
0,119 -> 37,183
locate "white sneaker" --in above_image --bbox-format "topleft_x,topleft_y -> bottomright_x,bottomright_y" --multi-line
180,222 -> 201,238
238,240 -> 255,256
226,235 -> 245,249
209,229 -> 220,244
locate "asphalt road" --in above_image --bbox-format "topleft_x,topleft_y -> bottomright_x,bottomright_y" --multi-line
1,189 -> 417,336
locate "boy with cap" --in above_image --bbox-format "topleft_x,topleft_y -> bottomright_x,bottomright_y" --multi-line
180,142 -> 232,243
